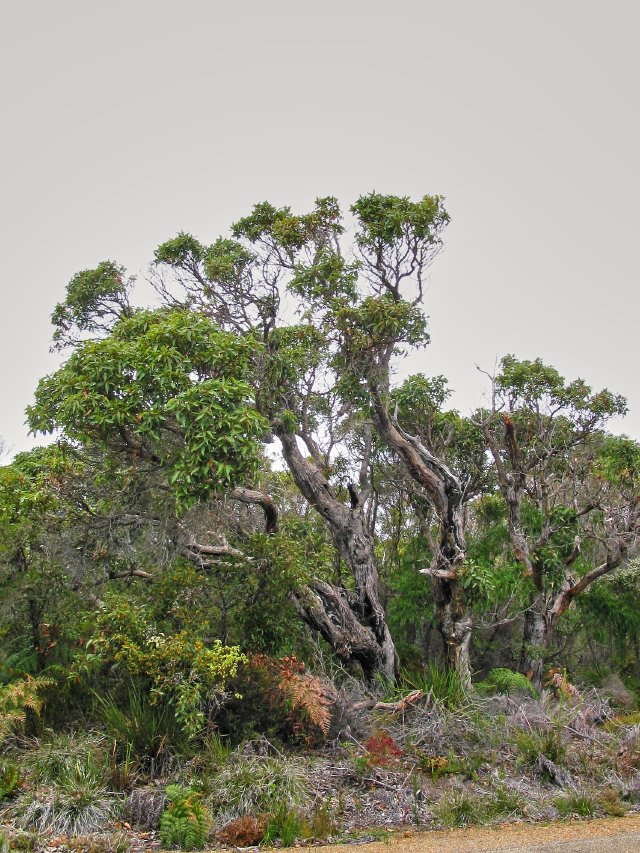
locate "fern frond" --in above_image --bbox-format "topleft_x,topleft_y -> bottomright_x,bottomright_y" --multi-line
279,674 -> 332,736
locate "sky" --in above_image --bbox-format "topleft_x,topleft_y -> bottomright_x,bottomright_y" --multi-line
1,0 -> 639,459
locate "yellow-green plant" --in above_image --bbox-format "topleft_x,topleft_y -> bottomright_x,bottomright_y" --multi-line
76,599 -> 246,739
159,785 -> 210,850
0,674 -> 54,746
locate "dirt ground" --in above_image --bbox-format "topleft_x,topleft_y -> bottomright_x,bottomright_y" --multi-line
257,815 -> 640,853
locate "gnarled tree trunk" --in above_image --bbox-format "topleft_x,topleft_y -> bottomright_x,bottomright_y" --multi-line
371,391 -> 472,685
276,427 -> 397,682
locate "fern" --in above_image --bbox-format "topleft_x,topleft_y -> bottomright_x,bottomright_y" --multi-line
281,673 -> 332,736
0,674 -> 54,745
159,785 -> 210,850
480,668 -> 538,698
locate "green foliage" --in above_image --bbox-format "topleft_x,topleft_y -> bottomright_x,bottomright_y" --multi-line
23,732 -> 108,788
351,192 -> 449,249
78,598 -> 246,740
398,663 -> 467,710
578,561 -> 640,660
514,727 -> 566,766
496,355 -> 627,422
159,785 -> 210,851
478,668 -> 538,698
28,309 -> 268,509
94,686 -> 187,770
263,805 -> 303,847
554,792 -> 596,818
50,261 -> 132,348
0,675 -> 54,745
17,769 -> 116,836
594,434 -> 640,488
434,782 -> 525,827
0,760 -> 21,800
599,787 -> 627,816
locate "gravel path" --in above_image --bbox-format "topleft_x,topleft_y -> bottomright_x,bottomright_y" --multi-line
271,815 -> 640,853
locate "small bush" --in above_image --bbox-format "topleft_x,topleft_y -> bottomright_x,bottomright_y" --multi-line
434,791 -> 485,827
24,732 -> 109,788
488,782 -> 526,817
398,664 -> 467,710
604,711 -> 640,730
159,785 -> 210,851
309,799 -> 337,839
94,687 -> 186,774
216,655 -> 334,746
364,731 -> 403,767
555,792 -> 596,818
414,752 -> 449,781
434,784 -> 525,827
0,675 -> 54,746
217,814 -> 269,847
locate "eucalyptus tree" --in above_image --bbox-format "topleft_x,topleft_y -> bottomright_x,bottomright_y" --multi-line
151,193 -> 483,680
478,356 -> 639,686
31,193 -> 492,681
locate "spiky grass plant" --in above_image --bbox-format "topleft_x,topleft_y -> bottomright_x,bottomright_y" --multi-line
18,782 -> 118,835
209,753 -> 307,825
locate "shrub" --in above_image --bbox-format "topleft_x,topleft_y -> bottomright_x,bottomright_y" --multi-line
399,663 -> 467,710
0,675 -> 54,746
24,732 -> 108,788
77,598 -> 246,740
308,799 -> 337,839
599,786 -> 627,816
94,686 -> 186,773
434,791 -> 485,827
434,784 -> 525,827
364,731 -> 403,768
216,655 -> 334,746
159,785 -> 210,851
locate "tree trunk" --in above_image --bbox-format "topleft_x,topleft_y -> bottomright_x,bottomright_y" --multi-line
370,391 -> 472,685
431,575 -> 472,685
293,580 -> 395,681
276,427 -> 397,681
519,595 -> 548,690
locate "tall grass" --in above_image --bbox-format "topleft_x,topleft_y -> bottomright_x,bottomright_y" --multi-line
94,686 -> 187,774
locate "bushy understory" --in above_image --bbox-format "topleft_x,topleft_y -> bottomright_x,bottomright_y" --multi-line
1,669 -> 640,851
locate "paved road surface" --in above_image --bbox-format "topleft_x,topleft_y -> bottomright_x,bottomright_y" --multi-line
286,815 -> 640,853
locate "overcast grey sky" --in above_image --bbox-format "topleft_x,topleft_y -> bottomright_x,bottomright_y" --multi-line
1,0 -> 638,457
